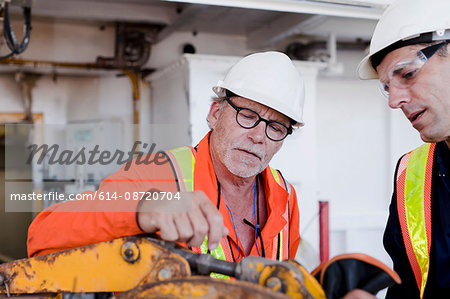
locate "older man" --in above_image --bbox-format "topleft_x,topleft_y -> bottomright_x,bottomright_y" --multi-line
27,51 -> 302,263
357,0 -> 450,298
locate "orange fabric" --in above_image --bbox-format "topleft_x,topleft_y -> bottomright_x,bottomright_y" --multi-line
281,206 -> 290,260
424,143 -> 435,253
27,153 -> 178,257
27,132 -> 300,260
193,133 -> 300,260
396,151 -> 422,288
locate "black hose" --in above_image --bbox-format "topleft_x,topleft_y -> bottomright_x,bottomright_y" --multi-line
0,2 -> 32,59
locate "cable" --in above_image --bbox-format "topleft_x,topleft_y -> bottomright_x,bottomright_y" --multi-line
224,202 -> 241,260
0,1 -> 32,59
217,178 -> 241,260
255,176 -> 265,257
243,218 -> 265,257
253,177 -> 261,256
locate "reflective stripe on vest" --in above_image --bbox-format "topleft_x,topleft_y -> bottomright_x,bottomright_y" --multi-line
396,143 -> 435,299
166,146 -> 291,267
270,168 -> 290,261
164,146 -> 196,192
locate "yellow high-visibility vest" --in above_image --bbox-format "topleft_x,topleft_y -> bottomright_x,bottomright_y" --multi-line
396,143 -> 436,299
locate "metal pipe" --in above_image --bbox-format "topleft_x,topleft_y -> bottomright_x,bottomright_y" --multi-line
122,70 -> 140,147
319,200 -> 329,263
169,247 -> 237,277
0,58 -> 100,69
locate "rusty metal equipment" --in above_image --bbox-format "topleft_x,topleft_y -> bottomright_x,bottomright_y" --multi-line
115,276 -> 290,299
0,235 -> 326,298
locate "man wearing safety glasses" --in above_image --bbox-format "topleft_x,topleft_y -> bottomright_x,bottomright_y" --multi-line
27,50 -> 395,299
28,52 -> 304,264
357,0 -> 450,298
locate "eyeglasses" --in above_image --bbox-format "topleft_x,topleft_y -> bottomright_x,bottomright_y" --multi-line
379,41 -> 448,99
225,98 -> 292,141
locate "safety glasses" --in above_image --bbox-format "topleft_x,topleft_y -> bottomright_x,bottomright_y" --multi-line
225,98 -> 292,142
379,41 -> 448,99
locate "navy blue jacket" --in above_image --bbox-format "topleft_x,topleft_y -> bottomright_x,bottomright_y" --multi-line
384,141 -> 450,299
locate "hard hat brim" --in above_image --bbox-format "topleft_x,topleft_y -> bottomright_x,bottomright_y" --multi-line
212,83 -> 226,98
212,84 -> 305,127
357,54 -> 379,80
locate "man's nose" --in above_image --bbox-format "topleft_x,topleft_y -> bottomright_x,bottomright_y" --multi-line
247,121 -> 266,143
388,85 -> 411,109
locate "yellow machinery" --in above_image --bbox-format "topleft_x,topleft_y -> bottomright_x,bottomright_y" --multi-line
0,235 -> 326,298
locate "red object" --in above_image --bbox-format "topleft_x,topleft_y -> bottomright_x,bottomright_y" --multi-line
319,201 -> 329,262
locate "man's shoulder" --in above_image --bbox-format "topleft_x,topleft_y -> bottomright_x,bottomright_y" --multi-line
396,142 -> 438,168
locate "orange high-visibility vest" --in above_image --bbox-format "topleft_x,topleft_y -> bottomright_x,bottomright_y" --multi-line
165,145 -> 291,278
27,132 -> 299,260
396,143 -> 436,299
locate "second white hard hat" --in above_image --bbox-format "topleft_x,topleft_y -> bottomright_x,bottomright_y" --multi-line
213,51 -> 305,127
357,0 -> 450,79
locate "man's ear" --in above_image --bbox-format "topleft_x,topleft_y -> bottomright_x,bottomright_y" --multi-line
207,101 -> 222,129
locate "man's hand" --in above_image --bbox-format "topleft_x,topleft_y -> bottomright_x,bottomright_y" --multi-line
137,190 -> 228,250
342,289 -> 377,299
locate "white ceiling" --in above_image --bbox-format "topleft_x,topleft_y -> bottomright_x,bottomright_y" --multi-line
29,0 -> 387,48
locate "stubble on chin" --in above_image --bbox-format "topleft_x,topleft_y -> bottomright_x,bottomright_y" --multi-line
223,149 -> 267,178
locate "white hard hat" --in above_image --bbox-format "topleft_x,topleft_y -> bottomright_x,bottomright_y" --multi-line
357,0 -> 450,79
213,51 -> 306,127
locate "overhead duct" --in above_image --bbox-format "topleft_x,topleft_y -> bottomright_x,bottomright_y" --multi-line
285,39 -> 368,62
